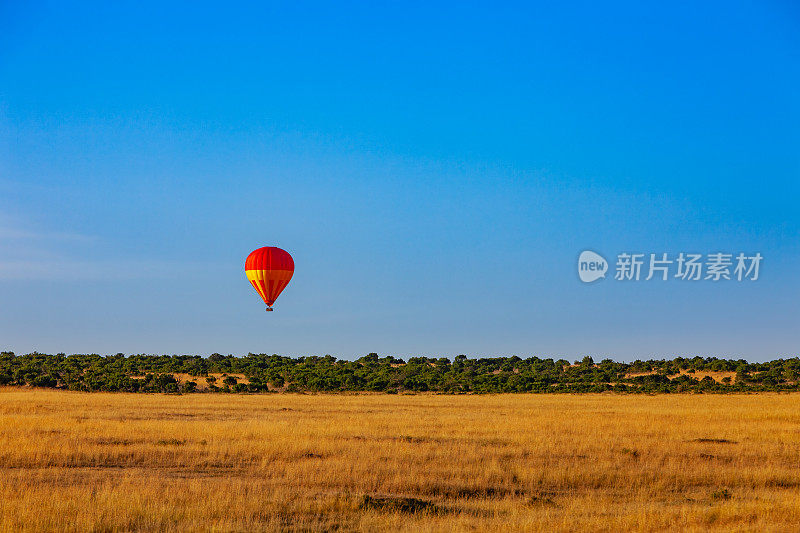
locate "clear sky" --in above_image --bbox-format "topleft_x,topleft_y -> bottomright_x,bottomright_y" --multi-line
1,1 -> 798,361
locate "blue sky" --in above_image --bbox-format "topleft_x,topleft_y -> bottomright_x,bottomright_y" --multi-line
1,1 -> 798,361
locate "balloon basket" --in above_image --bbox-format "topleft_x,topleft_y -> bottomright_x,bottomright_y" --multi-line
265,307 -> 274,312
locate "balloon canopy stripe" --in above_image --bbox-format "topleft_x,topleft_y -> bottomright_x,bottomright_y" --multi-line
245,269 -> 294,282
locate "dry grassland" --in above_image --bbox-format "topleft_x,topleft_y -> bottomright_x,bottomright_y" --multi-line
174,374 -> 250,391
624,371 -> 737,383
1,389 -> 800,532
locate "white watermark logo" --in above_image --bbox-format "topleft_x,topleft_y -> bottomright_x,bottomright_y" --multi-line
579,251 -> 762,283
578,251 -> 608,283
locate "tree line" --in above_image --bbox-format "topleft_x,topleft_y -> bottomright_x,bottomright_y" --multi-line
0,352 -> 798,393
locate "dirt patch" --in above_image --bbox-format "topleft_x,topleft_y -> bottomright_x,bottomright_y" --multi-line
393,435 -> 429,444
156,438 -> 187,446
452,487 -> 524,499
300,452 -> 324,459
698,453 -> 733,463
359,495 -> 440,514
419,485 -> 525,499
710,488 -> 732,500
526,494 -> 557,507
92,438 -> 136,446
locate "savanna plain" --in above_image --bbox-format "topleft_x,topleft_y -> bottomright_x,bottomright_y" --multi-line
1,390 -> 799,532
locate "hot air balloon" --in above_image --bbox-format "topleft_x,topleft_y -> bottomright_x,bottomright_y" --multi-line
245,247 -> 294,311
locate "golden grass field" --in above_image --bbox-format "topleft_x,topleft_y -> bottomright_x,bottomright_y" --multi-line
2,389 -> 800,532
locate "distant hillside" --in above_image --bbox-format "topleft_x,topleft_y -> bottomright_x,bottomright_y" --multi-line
1,352 -> 798,393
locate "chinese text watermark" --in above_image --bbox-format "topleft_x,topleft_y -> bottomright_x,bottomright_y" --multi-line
579,251 -> 762,283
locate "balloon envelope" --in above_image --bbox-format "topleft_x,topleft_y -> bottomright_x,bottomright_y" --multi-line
245,247 -> 294,308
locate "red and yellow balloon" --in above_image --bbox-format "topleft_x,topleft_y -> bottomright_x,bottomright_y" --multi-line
245,247 -> 294,311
